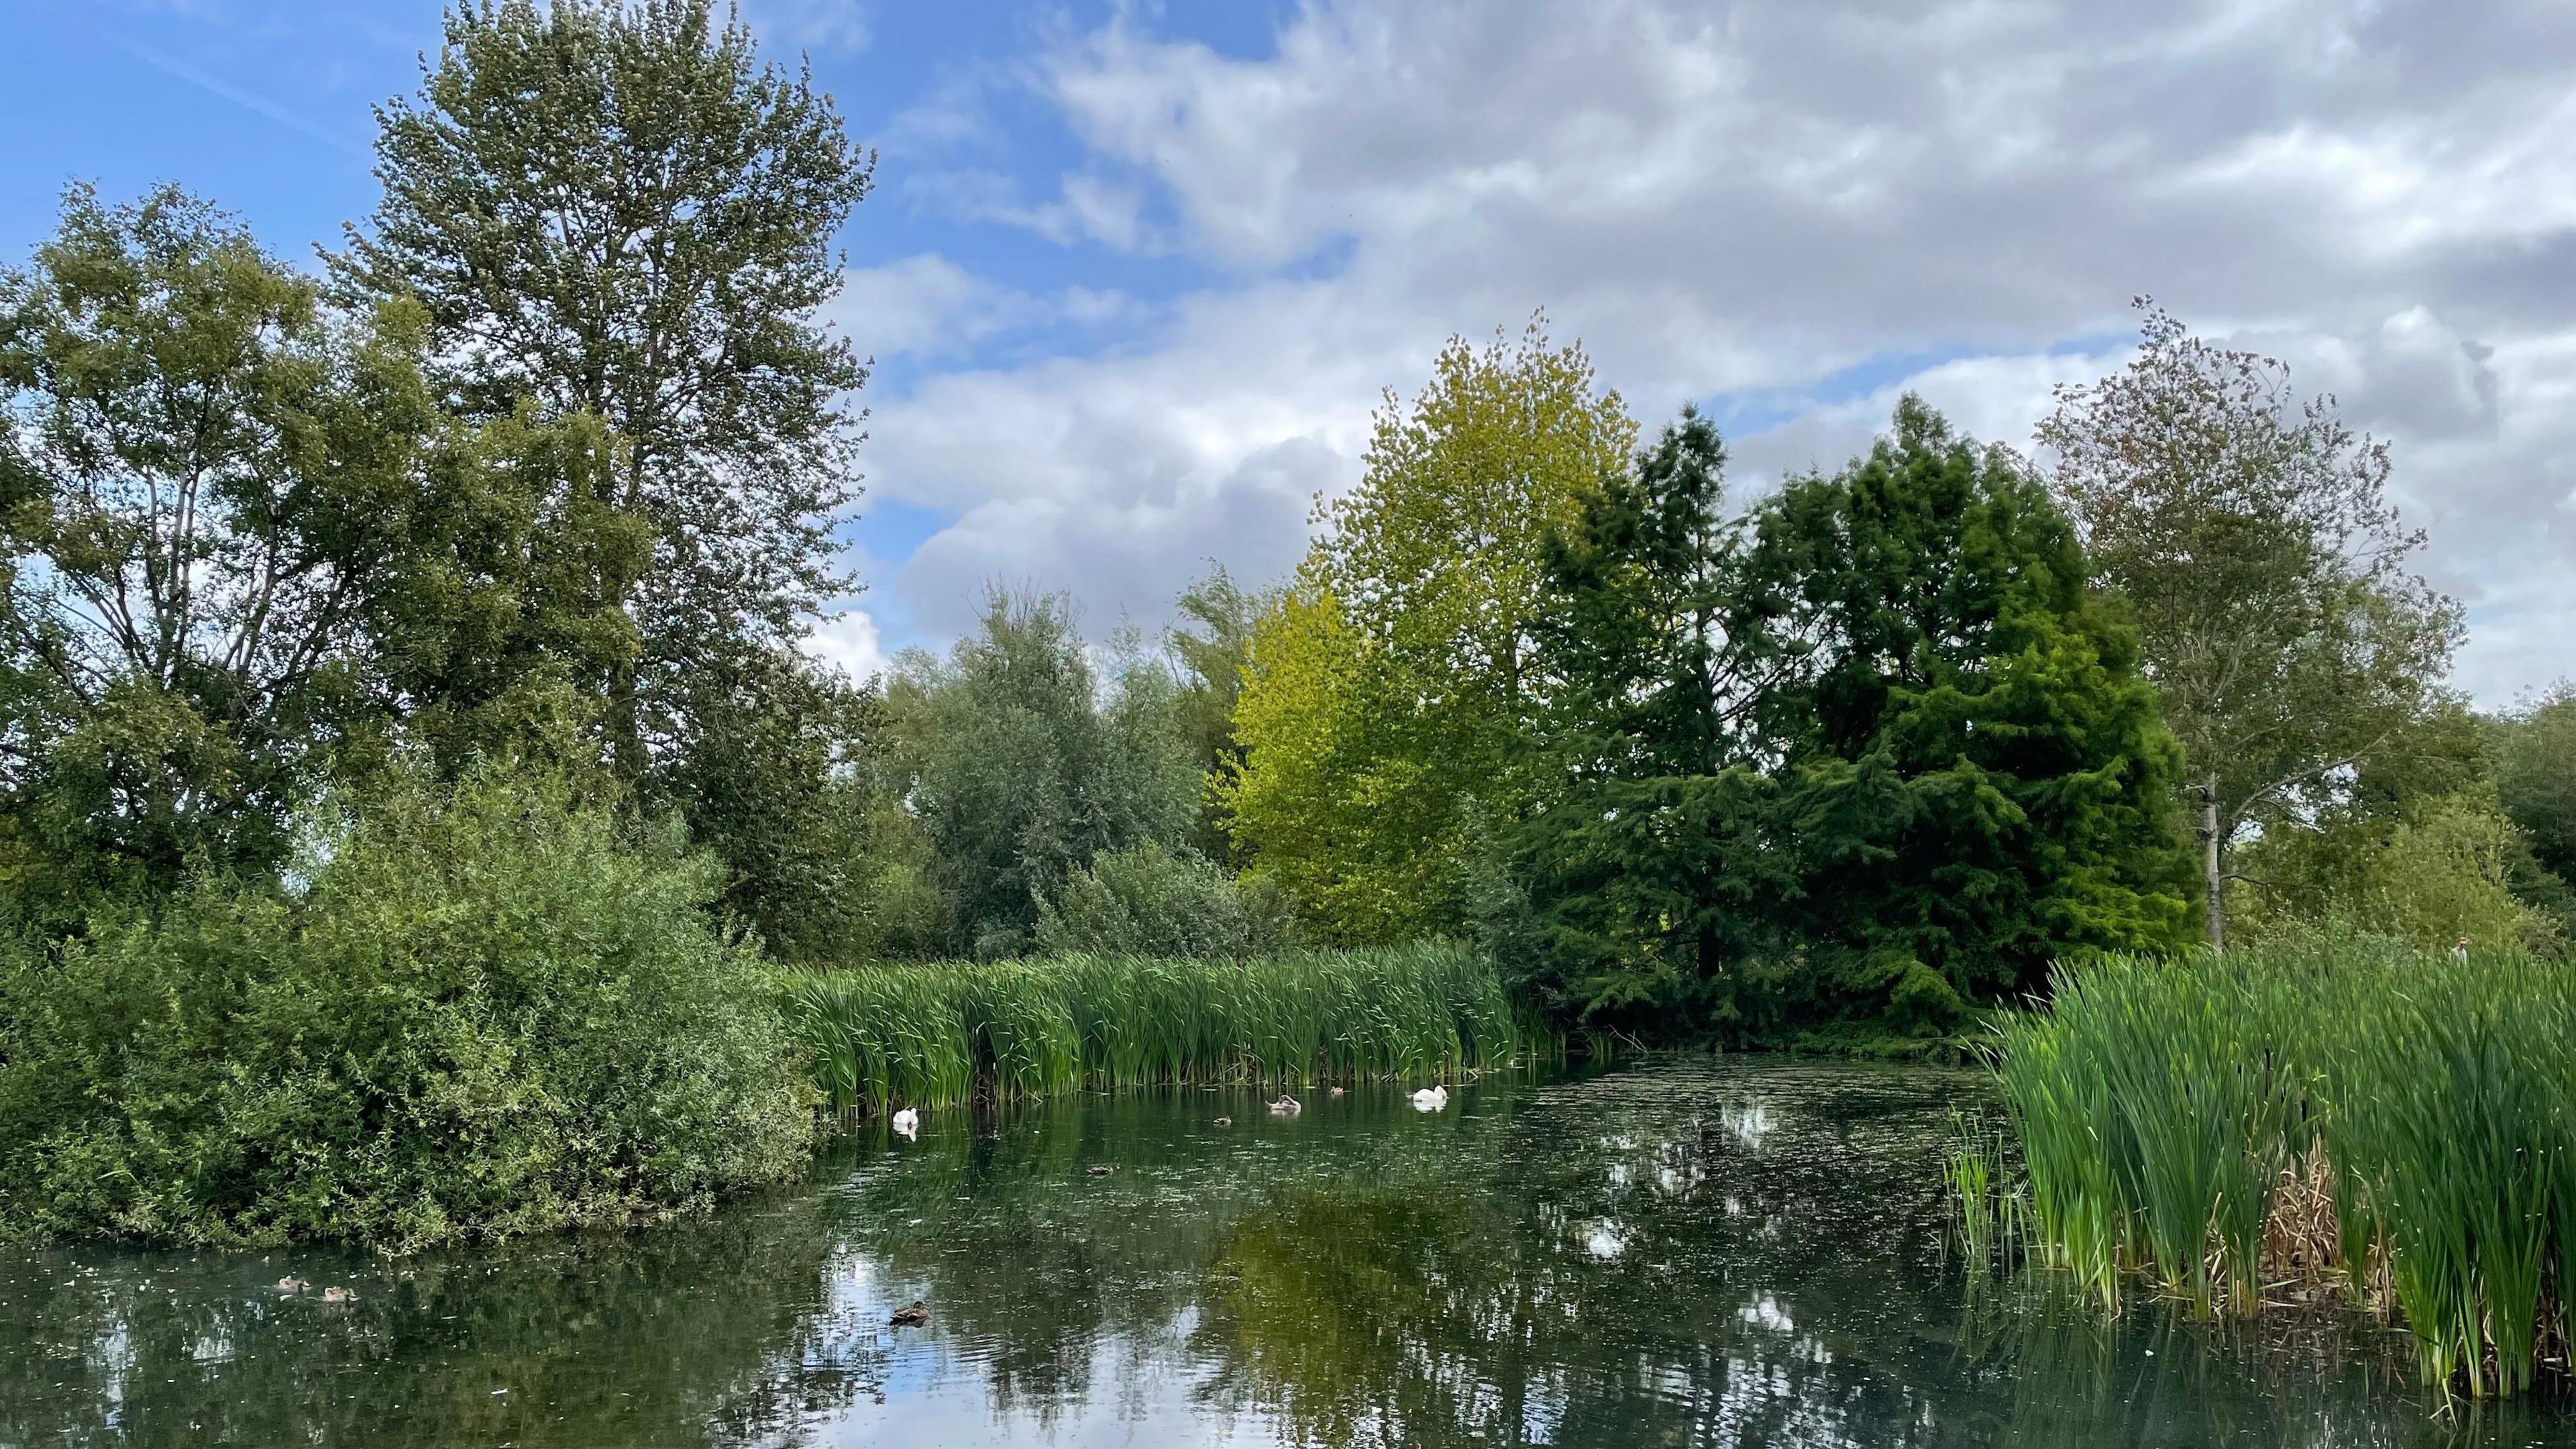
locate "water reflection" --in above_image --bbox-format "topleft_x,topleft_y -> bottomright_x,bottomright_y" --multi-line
1,1059 -> 2565,1447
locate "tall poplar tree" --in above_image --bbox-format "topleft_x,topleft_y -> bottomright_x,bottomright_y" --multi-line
332,0 -> 874,786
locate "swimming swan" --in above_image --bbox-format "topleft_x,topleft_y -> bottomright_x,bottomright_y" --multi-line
1410,1085 -> 1449,1112
1267,1095 -> 1303,1116
891,1107 -> 920,1140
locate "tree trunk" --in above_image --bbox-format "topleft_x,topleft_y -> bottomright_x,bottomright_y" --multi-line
2200,775 -> 2224,953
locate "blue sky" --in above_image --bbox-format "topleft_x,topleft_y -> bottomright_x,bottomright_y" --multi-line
5,1 -> 2571,702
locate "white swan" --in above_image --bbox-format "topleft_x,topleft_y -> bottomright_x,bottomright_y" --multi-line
1267,1094 -> 1302,1116
891,1107 -> 920,1140
1410,1085 -> 1449,1112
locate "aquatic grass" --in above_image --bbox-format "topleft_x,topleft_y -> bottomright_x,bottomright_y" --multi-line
784,945 -> 1527,1116
1942,1107 -> 2027,1267
1985,939 -> 2576,1397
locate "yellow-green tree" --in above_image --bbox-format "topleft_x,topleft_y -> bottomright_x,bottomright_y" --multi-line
1224,321 -> 1634,941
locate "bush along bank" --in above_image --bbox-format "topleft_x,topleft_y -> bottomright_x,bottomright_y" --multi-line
785,945 -> 1528,1117
1976,936 -> 2576,1398
0,769 -> 817,1252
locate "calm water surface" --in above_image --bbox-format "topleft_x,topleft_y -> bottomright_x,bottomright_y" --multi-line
3,1057 -> 2568,1447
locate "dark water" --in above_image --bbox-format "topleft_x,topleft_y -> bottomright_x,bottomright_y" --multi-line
3,1057 -> 2568,1447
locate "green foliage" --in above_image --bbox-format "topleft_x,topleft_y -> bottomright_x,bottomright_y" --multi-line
1513,409 -> 1787,1027
333,0 -> 875,912
1227,321 -> 1635,942
1166,564 -> 1272,861
1991,941 -> 2576,1395
889,591 -> 1201,957
2494,682 -> 2576,894
2038,305 -> 2462,945
1740,398 -> 2195,998
2237,786 -> 2563,954
785,945 -> 1522,1115
0,767 -> 813,1250
0,184 -> 637,920
1508,398 -> 2189,1036
651,645 -> 878,961
1032,843 -> 1301,959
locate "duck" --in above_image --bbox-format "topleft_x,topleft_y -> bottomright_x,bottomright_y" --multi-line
276,1277 -> 309,1295
1267,1095 -> 1302,1116
321,1285 -> 355,1303
1212,1116 -> 1232,1127
890,1107 -> 920,1140
888,1299 -> 929,1328
1086,1164 -> 1114,1177
1410,1085 -> 1450,1112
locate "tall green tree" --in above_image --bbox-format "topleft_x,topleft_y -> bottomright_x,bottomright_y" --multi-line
1513,410 -> 1787,1023
0,185 -> 619,910
1735,398 -> 2192,1006
889,592 -> 1199,957
1226,321 -> 1634,940
331,0 -> 873,798
2037,304 -> 2461,948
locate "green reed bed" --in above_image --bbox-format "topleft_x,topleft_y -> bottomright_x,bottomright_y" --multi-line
1979,939 -> 2576,1397
784,945 -> 1527,1118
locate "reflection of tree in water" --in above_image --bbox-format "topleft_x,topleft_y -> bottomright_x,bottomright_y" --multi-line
6,1061 -> 2553,1448
1123,1065 -> 2530,1449
0,1187 -> 871,1448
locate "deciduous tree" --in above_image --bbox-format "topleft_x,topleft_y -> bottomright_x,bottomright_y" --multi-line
333,0 -> 873,798
1227,321 -> 1633,939
2037,304 -> 2461,948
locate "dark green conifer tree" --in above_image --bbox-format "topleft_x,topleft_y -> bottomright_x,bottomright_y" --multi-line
1737,398 -> 2193,1011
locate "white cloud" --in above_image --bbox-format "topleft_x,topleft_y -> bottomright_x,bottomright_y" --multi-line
804,604 -> 890,685
830,254 -> 1030,361
849,0 -> 2576,703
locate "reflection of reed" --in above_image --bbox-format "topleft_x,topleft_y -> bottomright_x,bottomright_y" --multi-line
1953,1253 -> 2520,1447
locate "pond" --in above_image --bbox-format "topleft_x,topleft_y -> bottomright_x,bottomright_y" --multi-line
2,1057 -> 2567,1447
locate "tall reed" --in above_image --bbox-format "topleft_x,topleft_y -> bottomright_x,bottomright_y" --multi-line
1986,938 -> 2576,1397
784,945 -> 1528,1117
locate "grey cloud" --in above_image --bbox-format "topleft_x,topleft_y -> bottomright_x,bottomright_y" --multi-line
891,435 -> 1335,639
846,0 -> 2575,702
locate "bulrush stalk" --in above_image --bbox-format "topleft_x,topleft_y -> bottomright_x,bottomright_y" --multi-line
783,945 -> 1526,1117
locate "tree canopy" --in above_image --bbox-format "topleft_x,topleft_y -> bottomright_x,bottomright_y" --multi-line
2037,303 -> 2461,947
1226,321 -> 1635,942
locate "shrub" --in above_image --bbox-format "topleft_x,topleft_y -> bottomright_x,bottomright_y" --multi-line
1032,843 -> 1301,959
0,767 -> 814,1249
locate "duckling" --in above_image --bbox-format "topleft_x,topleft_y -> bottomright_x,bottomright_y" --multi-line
1267,1094 -> 1301,1116
888,1299 -> 929,1328
890,1107 -> 920,1140
1087,1164 -> 1114,1177
1409,1085 -> 1450,1112
1212,1116 -> 1232,1127
321,1285 -> 354,1303
276,1277 -> 309,1295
